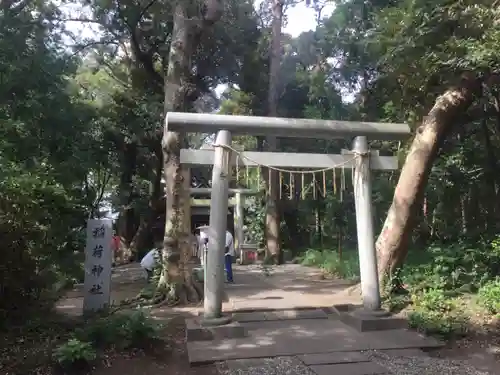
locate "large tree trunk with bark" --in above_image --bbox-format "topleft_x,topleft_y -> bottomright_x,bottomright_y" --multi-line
160,0 -> 222,304
129,147 -> 164,258
115,141 -> 139,265
376,74 -> 482,286
264,0 -> 284,264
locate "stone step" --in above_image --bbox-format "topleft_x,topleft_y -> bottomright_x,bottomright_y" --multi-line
185,317 -> 247,342
298,351 -> 370,365
232,308 -> 329,322
187,318 -> 443,365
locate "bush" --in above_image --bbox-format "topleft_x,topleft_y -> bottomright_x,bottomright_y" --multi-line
412,288 -> 455,312
383,293 -> 411,313
477,278 -> 500,315
408,309 -> 469,337
75,310 -> 160,350
0,165 -> 88,326
52,338 -> 96,370
408,289 -> 469,337
401,241 -> 500,294
299,248 -> 359,280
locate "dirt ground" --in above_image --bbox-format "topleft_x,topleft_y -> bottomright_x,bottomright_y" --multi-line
0,314 -> 218,375
430,326 -> 500,374
91,316 -> 218,375
0,263 -> 212,375
55,263 -> 212,375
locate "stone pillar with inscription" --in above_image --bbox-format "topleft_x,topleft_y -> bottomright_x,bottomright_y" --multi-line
83,219 -> 113,314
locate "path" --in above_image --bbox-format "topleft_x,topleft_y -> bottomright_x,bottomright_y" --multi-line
224,263 -> 360,311
188,264 -> 497,375
55,263 -> 147,315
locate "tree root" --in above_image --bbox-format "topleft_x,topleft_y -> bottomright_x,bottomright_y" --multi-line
113,278 -> 203,312
143,277 -> 203,308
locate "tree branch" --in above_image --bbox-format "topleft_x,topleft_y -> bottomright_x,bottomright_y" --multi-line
114,0 -> 165,91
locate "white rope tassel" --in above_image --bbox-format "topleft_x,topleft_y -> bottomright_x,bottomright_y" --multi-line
211,144 -> 366,199
217,144 -> 359,174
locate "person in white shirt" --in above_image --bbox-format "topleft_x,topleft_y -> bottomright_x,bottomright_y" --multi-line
224,229 -> 235,283
140,242 -> 161,281
197,226 -> 235,282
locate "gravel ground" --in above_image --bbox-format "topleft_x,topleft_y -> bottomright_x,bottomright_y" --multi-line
215,353 -> 494,375
368,350 -> 493,375
216,357 -> 316,375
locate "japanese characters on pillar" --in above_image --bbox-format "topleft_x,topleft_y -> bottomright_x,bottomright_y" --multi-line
83,219 -> 113,313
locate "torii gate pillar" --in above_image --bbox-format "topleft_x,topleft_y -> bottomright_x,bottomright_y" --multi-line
352,136 -> 382,312
203,130 -> 232,323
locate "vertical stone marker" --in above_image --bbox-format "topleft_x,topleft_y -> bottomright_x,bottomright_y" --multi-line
83,219 -> 113,314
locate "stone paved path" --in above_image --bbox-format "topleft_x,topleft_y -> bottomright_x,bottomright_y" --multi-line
224,264 -> 360,312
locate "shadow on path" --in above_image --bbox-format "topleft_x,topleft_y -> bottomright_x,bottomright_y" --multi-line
224,264 -> 360,312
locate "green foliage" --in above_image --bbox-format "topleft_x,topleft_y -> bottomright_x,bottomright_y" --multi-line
299,248 -> 359,280
396,239 -> 500,336
245,196 -> 266,246
401,241 -> 500,293
74,310 -> 161,350
0,2 -> 107,324
408,289 -> 469,337
52,338 -> 97,369
9,310 -> 160,373
477,279 -> 500,315
383,293 -> 411,313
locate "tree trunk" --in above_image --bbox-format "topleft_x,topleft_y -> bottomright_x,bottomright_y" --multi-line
480,116 -> 499,225
115,142 -> 138,265
265,0 -> 284,264
417,196 -> 431,245
160,1 -> 222,304
282,172 -> 305,252
129,146 -> 164,259
376,75 -> 481,284
282,208 -> 300,254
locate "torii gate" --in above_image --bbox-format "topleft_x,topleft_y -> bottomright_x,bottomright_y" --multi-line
189,187 -> 259,257
166,112 -> 410,325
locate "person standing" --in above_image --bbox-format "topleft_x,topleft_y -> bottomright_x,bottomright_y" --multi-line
197,226 -> 234,282
225,229 -> 235,283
